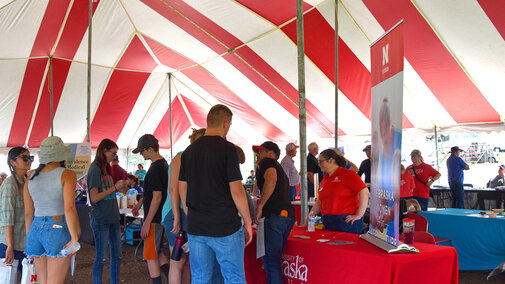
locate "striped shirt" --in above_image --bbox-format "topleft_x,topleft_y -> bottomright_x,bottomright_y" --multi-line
0,175 -> 26,251
280,155 -> 300,187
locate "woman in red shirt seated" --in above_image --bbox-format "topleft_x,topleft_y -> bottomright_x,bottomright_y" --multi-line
304,149 -> 369,234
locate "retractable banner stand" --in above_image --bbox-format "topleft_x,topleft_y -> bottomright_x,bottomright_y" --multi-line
361,20 -> 416,253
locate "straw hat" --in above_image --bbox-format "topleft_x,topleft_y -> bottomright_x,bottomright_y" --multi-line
38,136 -> 71,164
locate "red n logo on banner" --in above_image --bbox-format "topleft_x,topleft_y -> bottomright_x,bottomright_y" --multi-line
31,274 -> 37,282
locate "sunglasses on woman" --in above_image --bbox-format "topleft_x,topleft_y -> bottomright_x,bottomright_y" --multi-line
17,155 -> 34,162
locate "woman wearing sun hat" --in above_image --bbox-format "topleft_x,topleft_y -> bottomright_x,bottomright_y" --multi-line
24,136 -> 80,284
0,146 -> 33,276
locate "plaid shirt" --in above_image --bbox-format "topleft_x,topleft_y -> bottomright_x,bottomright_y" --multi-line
0,175 -> 26,251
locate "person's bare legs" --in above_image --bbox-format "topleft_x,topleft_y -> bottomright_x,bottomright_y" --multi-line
168,246 -> 189,284
47,256 -> 71,284
33,257 -> 47,284
182,253 -> 191,284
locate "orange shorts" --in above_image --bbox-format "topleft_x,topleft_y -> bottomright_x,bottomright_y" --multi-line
143,223 -> 164,260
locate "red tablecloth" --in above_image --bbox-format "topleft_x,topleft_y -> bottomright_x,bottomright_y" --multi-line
245,227 -> 458,284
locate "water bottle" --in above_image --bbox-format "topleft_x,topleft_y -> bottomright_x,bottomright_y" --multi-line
171,233 -> 185,261
61,242 -> 80,257
308,214 -> 316,232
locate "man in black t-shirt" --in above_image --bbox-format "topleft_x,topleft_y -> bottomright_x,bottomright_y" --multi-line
358,145 -> 372,184
307,142 -> 322,198
132,134 -> 169,284
179,104 -> 252,283
253,141 -> 295,284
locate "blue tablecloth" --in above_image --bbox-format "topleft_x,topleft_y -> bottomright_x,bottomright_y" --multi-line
419,209 -> 505,270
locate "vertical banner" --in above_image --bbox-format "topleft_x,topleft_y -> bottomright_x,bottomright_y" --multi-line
66,142 -> 91,180
368,21 -> 404,247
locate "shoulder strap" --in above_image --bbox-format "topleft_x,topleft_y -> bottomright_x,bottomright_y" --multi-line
412,165 -> 428,186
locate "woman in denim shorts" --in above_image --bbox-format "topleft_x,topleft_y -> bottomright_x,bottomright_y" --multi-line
0,147 -> 32,275
24,136 -> 81,284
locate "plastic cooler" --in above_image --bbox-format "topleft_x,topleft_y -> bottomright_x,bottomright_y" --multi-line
125,225 -> 141,245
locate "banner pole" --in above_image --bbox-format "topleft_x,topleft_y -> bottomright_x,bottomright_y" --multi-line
169,73 -> 173,160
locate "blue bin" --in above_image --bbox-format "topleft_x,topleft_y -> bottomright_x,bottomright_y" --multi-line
125,225 -> 141,245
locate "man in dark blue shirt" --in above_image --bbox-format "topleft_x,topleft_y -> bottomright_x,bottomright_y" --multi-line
447,146 -> 470,208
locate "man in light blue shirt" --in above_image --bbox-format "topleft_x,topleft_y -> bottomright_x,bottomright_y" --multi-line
447,146 -> 470,208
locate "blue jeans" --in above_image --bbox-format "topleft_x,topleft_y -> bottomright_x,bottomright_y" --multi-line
449,182 -> 465,208
289,186 -> 297,201
188,227 -> 246,284
90,217 -> 122,284
263,215 -> 295,284
0,243 -> 24,274
322,214 -> 363,234
413,197 -> 429,211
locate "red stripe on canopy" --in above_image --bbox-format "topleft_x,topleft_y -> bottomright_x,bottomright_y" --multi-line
364,0 -> 500,124
28,59 -> 71,147
29,1 -> 100,147
477,0 -> 505,40
88,36 -> 157,147
154,96 -> 192,149
7,0 -> 71,147
142,0 -> 338,137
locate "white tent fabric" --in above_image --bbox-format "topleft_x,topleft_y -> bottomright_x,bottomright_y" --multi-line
0,0 -> 504,149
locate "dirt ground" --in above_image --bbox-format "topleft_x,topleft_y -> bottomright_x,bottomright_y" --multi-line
62,242 -> 505,284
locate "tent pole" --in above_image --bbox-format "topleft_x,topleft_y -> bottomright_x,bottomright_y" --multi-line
49,55 -> 54,136
434,125 -> 440,171
169,73 -> 173,160
86,0 -> 92,143
296,0 -> 308,222
334,0 -> 339,148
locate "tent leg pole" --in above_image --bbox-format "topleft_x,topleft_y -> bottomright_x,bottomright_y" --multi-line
169,73 -> 173,160
334,0 -> 339,148
86,0 -> 92,143
49,55 -> 54,136
296,0 -> 308,222
435,125 -> 440,171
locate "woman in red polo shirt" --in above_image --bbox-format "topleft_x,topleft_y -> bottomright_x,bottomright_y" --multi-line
405,149 -> 441,211
304,149 -> 369,234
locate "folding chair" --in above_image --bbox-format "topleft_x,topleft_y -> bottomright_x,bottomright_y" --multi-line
407,213 -> 452,245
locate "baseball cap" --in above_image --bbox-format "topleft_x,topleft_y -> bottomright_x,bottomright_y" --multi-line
363,145 -> 371,152
132,134 -> 159,154
286,143 -> 299,151
451,146 -> 464,153
410,149 -> 422,157
252,141 -> 281,158
500,165 -> 505,170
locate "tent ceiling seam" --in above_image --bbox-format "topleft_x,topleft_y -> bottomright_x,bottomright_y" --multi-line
171,74 -> 212,107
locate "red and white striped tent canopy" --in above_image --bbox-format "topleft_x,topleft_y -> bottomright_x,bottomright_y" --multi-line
1,0 -> 504,150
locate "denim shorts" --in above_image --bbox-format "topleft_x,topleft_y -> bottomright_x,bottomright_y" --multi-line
162,209 -> 187,247
25,216 -> 71,258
